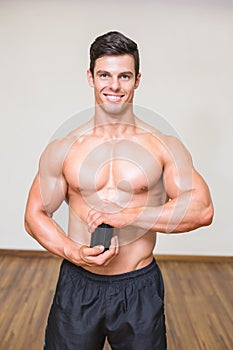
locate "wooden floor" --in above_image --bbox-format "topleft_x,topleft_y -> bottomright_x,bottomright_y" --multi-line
0,252 -> 232,350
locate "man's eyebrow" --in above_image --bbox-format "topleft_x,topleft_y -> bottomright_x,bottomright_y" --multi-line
119,71 -> 134,76
95,70 -> 134,76
96,70 -> 110,75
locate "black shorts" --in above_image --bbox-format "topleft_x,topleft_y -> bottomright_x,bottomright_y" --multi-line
44,259 -> 167,350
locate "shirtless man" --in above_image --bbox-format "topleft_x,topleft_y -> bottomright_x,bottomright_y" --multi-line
24,31 -> 214,350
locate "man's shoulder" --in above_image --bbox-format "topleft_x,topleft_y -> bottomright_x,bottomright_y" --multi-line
134,121 -> 191,163
41,119 -> 95,158
135,116 -> 181,144
38,127 -> 86,176
135,122 -> 181,150
41,136 -> 75,163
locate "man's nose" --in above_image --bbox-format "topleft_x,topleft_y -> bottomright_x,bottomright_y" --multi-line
109,77 -> 120,91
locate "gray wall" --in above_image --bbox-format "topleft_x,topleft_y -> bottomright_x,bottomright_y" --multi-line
0,0 -> 232,255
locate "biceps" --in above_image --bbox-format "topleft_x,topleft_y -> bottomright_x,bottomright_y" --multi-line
39,172 -> 67,215
27,173 -> 67,217
163,163 -> 211,206
163,164 -> 194,199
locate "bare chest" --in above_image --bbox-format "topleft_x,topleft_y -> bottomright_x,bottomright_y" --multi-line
64,138 -> 163,201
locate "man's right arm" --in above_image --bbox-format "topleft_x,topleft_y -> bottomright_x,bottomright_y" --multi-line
25,172 -> 77,258
24,140 -> 118,266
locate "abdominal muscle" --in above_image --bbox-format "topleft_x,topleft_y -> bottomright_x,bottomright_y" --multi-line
67,200 -> 157,275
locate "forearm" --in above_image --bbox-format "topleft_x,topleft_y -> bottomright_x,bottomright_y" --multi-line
129,191 -> 214,233
24,210 -> 82,264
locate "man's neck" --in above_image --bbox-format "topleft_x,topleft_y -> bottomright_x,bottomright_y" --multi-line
93,103 -> 137,137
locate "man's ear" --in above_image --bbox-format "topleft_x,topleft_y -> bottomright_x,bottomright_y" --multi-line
134,73 -> 141,89
87,70 -> 94,87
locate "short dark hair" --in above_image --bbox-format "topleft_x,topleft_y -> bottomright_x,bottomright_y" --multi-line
89,31 -> 140,78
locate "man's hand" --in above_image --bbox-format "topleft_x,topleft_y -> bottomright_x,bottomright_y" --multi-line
87,206 -> 140,233
78,236 -> 119,267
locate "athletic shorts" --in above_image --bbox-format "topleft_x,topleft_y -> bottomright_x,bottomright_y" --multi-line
44,259 -> 167,350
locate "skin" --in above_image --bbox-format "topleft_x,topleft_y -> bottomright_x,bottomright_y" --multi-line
25,54 -> 214,275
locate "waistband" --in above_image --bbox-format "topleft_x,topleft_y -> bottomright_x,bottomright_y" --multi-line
63,258 -> 159,284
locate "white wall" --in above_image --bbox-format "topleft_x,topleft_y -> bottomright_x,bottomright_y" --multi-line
0,0 -> 232,255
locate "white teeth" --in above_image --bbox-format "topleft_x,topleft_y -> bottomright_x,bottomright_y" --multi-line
104,94 -> 123,102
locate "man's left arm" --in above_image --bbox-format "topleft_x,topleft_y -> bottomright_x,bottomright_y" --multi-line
87,136 -> 214,233
134,169 -> 214,233
127,136 -> 214,233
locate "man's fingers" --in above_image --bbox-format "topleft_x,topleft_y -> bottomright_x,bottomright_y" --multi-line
79,239 -> 119,267
91,245 -> 105,254
80,245 -> 105,259
109,236 -> 119,253
87,212 -> 103,232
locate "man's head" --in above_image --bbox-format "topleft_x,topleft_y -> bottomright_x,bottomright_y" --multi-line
87,31 -> 141,116
89,31 -> 140,78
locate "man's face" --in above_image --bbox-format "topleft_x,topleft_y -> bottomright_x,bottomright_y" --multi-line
87,54 -> 141,115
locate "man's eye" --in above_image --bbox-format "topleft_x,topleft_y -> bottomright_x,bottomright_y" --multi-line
100,73 -> 109,79
121,75 -> 130,80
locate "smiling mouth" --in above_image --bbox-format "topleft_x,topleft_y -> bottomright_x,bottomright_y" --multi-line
103,93 -> 125,102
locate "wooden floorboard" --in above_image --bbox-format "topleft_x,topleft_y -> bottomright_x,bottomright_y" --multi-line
0,253 -> 232,350
159,260 -> 233,350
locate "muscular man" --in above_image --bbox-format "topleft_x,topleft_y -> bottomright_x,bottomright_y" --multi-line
24,31 -> 214,350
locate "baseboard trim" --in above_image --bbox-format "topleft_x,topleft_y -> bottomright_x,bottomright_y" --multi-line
0,249 -> 232,262
0,249 -> 58,259
155,254 -> 233,262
